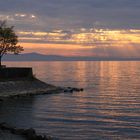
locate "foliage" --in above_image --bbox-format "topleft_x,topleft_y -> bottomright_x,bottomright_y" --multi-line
0,20 -> 23,66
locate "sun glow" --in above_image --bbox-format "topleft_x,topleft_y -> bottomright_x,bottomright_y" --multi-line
18,29 -> 140,57
18,29 -> 140,44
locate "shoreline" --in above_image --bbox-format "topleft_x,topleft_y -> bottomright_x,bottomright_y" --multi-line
0,78 -> 62,139
0,78 -> 63,100
0,77 -> 83,140
0,78 -> 83,100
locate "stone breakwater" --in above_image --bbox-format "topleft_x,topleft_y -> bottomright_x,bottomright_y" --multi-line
0,67 -> 83,99
0,78 -> 84,100
0,78 -> 62,100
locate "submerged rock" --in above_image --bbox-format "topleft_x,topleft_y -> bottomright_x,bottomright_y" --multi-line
63,87 -> 84,93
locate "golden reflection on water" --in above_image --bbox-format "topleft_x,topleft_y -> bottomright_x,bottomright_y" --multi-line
96,61 -> 140,117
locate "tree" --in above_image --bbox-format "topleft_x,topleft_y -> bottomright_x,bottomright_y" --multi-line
0,20 -> 23,67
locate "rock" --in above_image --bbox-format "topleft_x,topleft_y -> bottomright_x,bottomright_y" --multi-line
22,128 -> 36,139
0,98 -> 3,102
0,122 -> 15,131
11,128 -> 25,135
80,88 -> 84,91
64,89 -> 68,92
72,88 -> 80,91
36,135 -> 44,140
63,87 -> 84,93
0,123 -> 52,140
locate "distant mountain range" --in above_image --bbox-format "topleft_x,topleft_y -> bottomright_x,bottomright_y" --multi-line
2,53 -> 140,61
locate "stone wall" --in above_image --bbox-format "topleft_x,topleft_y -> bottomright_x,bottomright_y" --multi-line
0,68 -> 33,80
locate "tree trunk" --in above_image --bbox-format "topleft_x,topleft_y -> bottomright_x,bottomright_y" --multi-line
0,55 -> 2,68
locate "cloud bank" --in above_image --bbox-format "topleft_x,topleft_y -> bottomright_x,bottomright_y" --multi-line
0,0 -> 140,30
0,0 -> 140,57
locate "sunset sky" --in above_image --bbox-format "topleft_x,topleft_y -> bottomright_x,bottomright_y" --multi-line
0,0 -> 140,58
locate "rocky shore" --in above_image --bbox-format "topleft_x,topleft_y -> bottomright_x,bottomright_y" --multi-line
0,67 -> 83,100
0,78 -> 62,99
0,122 -> 53,140
0,78 -> 83,100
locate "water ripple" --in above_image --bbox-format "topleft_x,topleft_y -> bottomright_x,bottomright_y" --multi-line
0,61 -> 140,140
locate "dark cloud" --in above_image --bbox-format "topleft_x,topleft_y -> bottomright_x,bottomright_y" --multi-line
0,0 -> 140,30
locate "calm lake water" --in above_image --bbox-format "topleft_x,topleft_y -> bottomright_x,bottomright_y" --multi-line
0,61 -> 140,140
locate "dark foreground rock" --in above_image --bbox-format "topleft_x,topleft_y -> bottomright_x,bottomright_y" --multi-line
0,122 -> 53,140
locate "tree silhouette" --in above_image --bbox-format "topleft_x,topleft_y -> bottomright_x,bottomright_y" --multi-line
0,21 -> 23,67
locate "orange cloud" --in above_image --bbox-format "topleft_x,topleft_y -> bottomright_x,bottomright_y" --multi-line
18,29 -> 140,57
20,43 -> 93,50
